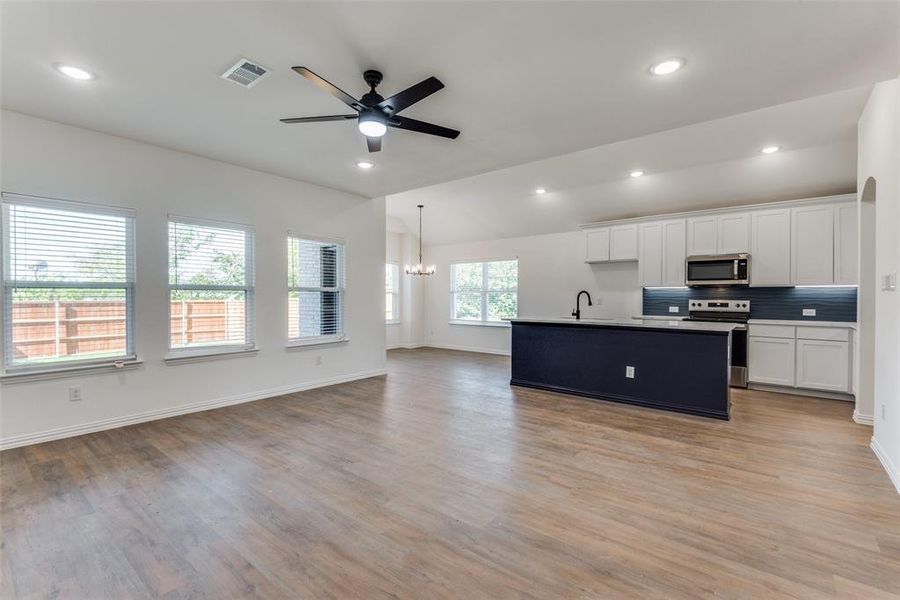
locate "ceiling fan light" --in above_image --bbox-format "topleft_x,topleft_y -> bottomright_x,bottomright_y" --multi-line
358,113 -> 387,137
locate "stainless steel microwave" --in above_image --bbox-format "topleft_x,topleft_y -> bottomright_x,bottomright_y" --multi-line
685,254 -> 750,286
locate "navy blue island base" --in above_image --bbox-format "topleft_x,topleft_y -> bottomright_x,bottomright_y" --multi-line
509,319 -> 733,420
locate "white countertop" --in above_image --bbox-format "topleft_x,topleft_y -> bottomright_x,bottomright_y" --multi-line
748,319 -> 857,329
635,315 -> 857,329
509,317 -> 739,333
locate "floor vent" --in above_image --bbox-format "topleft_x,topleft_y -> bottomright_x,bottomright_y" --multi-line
220,58 -> 270,88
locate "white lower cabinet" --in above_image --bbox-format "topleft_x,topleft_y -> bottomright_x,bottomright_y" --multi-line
749,324 -> 853,395
795,339 -> 850,392
749,337 -> 796,386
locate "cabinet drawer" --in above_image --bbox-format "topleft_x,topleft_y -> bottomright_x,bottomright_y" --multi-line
795,327 -> 850,342
749,324 -> 795,339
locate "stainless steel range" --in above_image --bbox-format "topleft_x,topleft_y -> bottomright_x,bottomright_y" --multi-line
686,299 -> 750,388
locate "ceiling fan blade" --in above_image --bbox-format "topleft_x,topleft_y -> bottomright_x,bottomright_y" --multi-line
280,115 -> 357,124
377,76 -> 444,114
388,115 -> 460,139
292,67 -> 365,111
366,136 -> 382,153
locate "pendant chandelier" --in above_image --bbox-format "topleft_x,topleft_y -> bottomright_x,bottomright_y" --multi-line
406,204 -> 435,276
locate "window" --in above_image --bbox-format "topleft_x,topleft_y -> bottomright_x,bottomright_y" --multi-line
385,263 -> 400,323
2,194 -> 136,372
450,259 -> 518,323
168,217 -> 254,355
287,235 -> 346,344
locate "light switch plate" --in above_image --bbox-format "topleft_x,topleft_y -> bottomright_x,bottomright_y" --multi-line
669,306 -> 679,313
625,366 -> 635,379
802,308 -> 816,317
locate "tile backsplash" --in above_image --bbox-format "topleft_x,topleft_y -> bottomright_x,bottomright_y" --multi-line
643,286 -> 857,322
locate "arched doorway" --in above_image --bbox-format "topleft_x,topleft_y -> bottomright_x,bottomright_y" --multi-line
857,177 -> 876,423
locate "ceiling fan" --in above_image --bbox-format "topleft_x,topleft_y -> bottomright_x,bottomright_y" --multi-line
280,67 -> 460,153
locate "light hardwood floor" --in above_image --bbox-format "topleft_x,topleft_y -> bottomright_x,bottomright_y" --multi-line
2,348 -> 899,599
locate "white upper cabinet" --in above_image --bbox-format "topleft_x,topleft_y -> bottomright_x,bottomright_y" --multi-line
791,205 -> 834,285
834,202 -> 858,285
686,216 -> 717,256
661,220 -> 686,286
750,208 -> 792,286
717,213 -> 750,254
589,195 -> 853,284
585,225 -> 637,263
609,224 -> 638,261
638,222 -> 663,287
687,213 -> 748,256
585,228 -> 610,262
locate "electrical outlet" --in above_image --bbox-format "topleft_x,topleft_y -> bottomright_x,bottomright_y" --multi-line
68,386 -> 82,402
668,306 -> 679,313
625,366 -> 635,379
315,355 -> 323,366
802,308 -> 816,317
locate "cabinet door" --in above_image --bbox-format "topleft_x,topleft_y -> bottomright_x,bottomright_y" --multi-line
792,205 -> 834,285
686,216 -> 717,256
585,228 -> 610,263
749,337 -> 796,386
717,213 -> 750,254
661,220 -> 686,286
750,209 -> 792,286
796,339 -> 849,392
834,202 -> 858,285
639,222 -> 663,287
609,224 -> 638,261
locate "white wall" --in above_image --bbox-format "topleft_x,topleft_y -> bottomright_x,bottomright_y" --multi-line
857,78 -> 900,492
385,218 -> 425,349
421,231 -> 641,355
0,110 -> 386,448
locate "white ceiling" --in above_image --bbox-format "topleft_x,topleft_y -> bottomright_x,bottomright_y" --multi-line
2,1 -> 898,200
386,87 -> 867,245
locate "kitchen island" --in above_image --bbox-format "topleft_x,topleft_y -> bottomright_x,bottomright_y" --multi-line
509,318 -> 738,419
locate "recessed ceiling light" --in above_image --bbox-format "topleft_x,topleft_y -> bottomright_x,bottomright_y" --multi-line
649,58 -> 684,76
535,188 -> 546,194
55,64 -> 94,81
630,170 -> 645,178
760,145 -> 781,154
355,160 -> 375,169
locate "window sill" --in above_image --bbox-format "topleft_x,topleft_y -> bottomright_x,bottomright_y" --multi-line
448,320 -> 511,328
1,359 -> 144,384
164,347 -> 258,365
286,336 -> 349,348
386,320 -> 401,326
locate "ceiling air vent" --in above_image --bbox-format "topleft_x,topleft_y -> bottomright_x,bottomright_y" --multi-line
220,58 -> 270,88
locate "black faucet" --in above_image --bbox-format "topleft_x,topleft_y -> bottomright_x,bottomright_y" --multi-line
572,290 -> 593,320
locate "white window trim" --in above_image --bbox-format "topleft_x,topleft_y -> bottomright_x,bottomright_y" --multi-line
286,233 -> 347,346
449,258 -> 518,324
1,193 -> 138,375
386,262 -> 400,325
166,215 -> 256,359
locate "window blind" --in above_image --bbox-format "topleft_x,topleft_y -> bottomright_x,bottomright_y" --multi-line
168,217 -> 254,352
2,194 -> 136,371
451,259 -> 518,322
288,236 -> 345,341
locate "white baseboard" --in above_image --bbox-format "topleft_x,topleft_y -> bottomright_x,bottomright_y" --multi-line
870,437 -> 900,494
421,343 -> 510,356
0,368 -> 387,451
853,410 -> 874,425
386,343 -> 424,350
